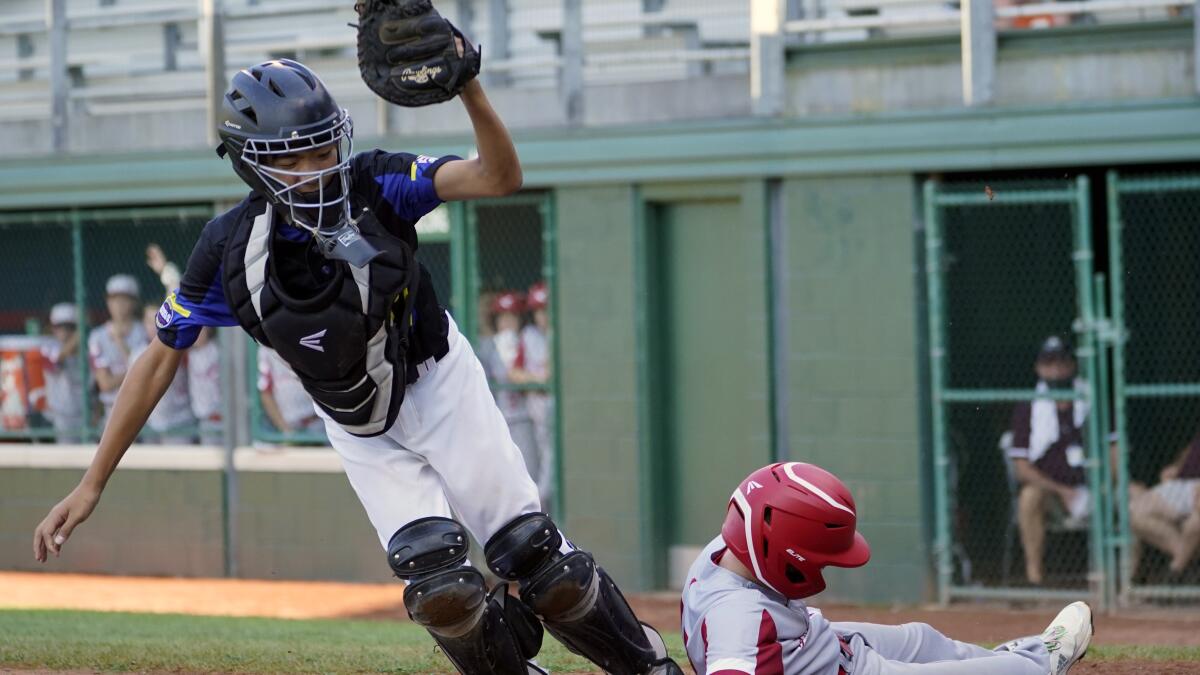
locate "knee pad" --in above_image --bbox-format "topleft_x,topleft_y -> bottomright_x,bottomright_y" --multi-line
405,570 -> 544,674
484,512 -> 561,581
404,566 -> 488,636
387,516 -> 469,580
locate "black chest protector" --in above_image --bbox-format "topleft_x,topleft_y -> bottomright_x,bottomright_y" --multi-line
222,204 -> 418,438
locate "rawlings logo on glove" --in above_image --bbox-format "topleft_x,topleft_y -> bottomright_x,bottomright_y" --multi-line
354,0 -> 481,107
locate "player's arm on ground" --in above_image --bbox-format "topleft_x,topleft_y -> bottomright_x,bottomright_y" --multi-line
433,80 -> 523,201
34,339 -> 185,561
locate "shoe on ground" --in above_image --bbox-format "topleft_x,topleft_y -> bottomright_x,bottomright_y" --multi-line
1040,601 -> 1094,675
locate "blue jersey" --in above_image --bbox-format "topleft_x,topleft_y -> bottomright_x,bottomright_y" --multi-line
156,150 -> 455,350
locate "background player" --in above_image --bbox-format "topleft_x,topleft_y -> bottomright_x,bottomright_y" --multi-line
31,13 -> 682,675
41,302 -> 85,444
681,462 -> 1094,675
511,281 -> 554,510
87,274 -> 145,427
134,303 -> 194,444
257,346 -> 323,438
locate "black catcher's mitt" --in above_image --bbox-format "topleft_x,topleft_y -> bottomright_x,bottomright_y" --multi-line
355,0 -> 481,107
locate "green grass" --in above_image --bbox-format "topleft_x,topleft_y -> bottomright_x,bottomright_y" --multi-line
3,609 -> 1199,673
0,609 -> 684,673
1086,644 -> 1200,662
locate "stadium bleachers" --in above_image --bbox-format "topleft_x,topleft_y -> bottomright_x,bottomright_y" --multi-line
0,0 -> 1189,133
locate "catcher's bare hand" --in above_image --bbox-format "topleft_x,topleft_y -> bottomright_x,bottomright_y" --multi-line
33,484 -> 101,562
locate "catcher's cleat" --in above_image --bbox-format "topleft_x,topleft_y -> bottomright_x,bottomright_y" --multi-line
1040,601 -> 1093,675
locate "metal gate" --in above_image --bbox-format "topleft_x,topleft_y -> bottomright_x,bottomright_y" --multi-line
1107,171 -> 1200,604
924,177 -> 1112,605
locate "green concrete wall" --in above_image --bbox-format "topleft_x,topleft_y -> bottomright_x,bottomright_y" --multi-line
646,184 -> 772,549
552,178 -> 927,600
234,473 -> 388,582
0,468 -> 225,576
782,174 -> 927,603
0,468 -> 387,582
554,184 -> 648,590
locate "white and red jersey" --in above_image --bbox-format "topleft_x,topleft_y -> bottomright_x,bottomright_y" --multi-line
682,537 -> 851,675
519,324 -> 550,381
257,347 -> 319,429
187,339 -> 221,421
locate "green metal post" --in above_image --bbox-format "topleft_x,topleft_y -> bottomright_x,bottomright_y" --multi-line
922,180 -> 951,605
1105,170 -> 1133,606
464,203 -> 481,344
449,200 -> 469,330
1092,273 -> 1115,609
1071,175 -> 1106,608
246,338 -> 263,440
71,210 -> 91,442
539,192 -> 565,520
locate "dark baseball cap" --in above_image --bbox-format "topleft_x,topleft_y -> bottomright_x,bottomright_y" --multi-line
1037,335 -> 1073,362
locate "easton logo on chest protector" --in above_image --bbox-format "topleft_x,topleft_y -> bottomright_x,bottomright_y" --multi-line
300,329 -> 327,352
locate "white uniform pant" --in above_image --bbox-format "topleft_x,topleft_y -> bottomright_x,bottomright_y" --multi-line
836,622 -> 1049,675
322,313 -> 542,550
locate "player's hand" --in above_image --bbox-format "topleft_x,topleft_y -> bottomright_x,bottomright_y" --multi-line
1161,465 -> 1181,483
61,329 -> 80,357
33,483 -> 101,562
146,243 -> 168,275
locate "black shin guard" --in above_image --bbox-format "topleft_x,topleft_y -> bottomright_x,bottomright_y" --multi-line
485,513 -> 683,675
405,571 -> 542,675
526,552 -> 669,675
389,517 -> 544,675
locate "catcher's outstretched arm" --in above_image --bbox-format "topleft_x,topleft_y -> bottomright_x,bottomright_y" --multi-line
433,79 -> 523,201
32,339 -> 184,562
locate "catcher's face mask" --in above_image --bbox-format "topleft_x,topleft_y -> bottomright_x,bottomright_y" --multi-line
240,113 -> 380,267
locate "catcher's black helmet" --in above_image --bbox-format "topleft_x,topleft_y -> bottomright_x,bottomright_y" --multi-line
216,59 -> 355,240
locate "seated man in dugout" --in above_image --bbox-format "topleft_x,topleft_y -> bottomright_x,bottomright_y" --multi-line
1008,336 -> 1091,585
1130,430 -> 1200,579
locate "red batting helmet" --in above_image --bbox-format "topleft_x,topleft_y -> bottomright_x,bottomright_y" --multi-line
491,291 -> 526,315
721,462 -> 870,599
526,281 -> 548,311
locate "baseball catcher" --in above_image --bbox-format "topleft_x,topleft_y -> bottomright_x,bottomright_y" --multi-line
34,5 -> 683,675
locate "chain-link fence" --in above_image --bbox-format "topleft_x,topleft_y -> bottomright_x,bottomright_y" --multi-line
461,194 -> 561,517
925,177 -> 1108,604
0,206 -> 215,444
0,197 -> 561,516
928,171 -> 1200,608
1109,171 -> 1200,603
